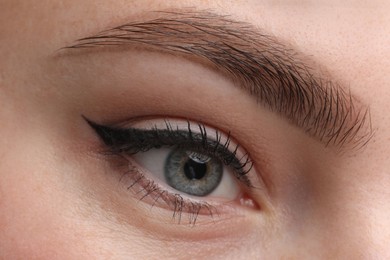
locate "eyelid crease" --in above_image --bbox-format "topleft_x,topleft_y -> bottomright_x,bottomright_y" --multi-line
64,10 -> 373,151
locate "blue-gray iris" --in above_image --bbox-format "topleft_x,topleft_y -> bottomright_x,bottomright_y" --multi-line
164,149 -> 223,196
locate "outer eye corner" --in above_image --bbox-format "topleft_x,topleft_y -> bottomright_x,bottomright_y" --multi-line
88,117 -> 262,223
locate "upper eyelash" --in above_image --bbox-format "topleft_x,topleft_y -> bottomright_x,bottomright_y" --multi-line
86,119 -> 254,187
86,117 -> 260,225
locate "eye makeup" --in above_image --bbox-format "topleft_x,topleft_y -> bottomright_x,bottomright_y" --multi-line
85,117 -> 259,225
86,118 -> 254,186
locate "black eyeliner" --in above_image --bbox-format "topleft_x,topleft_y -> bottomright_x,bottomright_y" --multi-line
85,118 -> 253,187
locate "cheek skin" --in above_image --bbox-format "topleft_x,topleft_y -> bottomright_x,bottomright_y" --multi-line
0,153 -> 254,259
1,0 -> 390,258
0,131 -> 144,258
0,118 -> 88,258
0,106 -> 262,259
0,109 -> 139,258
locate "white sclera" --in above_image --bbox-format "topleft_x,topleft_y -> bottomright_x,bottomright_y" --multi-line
132,148 -> 239,200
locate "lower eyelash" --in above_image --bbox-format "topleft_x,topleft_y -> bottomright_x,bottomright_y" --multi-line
86,118 -> 254,187
117,154 -> 219,225
87,117 -> 260,223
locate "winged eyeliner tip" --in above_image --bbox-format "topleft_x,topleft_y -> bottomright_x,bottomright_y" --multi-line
68,11 -> 372,150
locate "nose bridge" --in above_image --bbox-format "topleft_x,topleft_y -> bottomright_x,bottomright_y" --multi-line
286,147 -> 390,258
267,166 -> 390,258
365,201 -> 390,258
357,175 -> 390,257
323,165 -> 390,258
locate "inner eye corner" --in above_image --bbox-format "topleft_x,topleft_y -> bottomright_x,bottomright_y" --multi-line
88,118 -> 263,218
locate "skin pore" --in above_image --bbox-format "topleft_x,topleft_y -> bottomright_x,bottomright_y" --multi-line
0,0 -> 390,259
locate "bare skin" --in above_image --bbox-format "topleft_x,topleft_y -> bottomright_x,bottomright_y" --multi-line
0,0 -> 390,259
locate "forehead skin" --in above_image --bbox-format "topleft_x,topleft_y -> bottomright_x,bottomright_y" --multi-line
0,0 -> 390,259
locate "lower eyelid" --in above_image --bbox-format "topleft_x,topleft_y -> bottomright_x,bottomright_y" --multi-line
117,156 -> 221,224
87,117 -> 262,222
113,154 -> 258,225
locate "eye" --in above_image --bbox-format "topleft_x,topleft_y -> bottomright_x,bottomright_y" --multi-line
133,147 -> 239,199
86,117 -> 259,224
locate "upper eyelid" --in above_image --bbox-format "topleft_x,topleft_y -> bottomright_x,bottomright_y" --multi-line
62,10 -> 373,150
85,118 -> 254,187
84,118 -> 262,225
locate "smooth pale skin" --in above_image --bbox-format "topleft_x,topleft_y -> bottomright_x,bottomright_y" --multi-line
1,0 -> 390,259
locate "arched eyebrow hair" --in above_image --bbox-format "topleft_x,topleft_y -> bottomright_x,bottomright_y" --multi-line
64,10 -> 373,150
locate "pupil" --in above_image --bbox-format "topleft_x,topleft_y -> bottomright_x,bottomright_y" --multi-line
184,158 -> 207,180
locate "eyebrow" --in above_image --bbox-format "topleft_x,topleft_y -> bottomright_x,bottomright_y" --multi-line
64,10 -> 373,150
